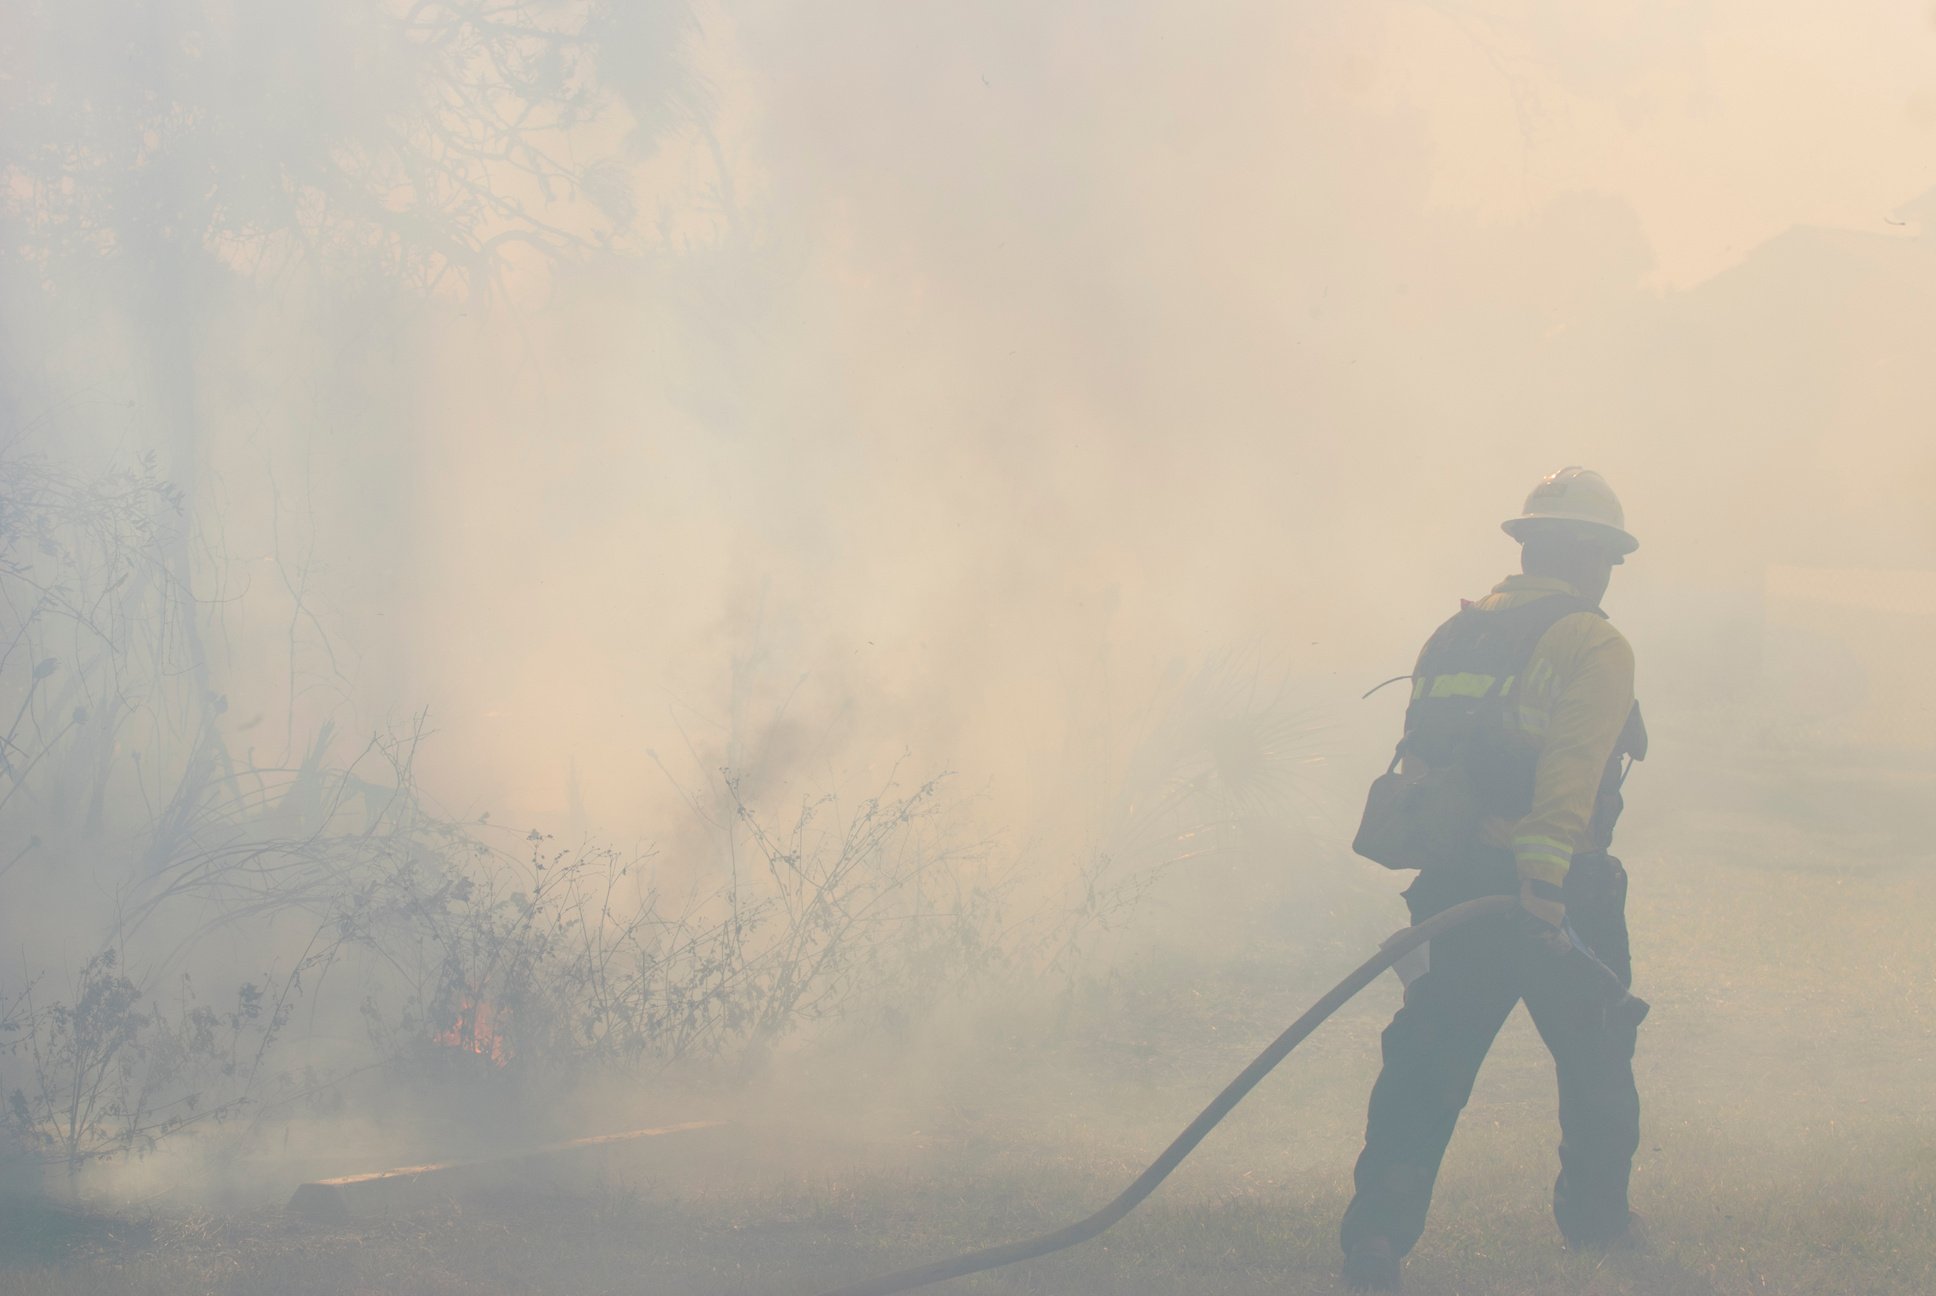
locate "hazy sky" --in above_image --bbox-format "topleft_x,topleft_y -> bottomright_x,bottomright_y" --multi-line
1370,1 -> 1936,284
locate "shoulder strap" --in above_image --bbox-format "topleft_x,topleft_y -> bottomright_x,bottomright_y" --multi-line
1398,594 -> 1602,763
1411,595 -> 1597,699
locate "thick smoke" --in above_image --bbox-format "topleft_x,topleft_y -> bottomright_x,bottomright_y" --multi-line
2,4 -> 1934,1288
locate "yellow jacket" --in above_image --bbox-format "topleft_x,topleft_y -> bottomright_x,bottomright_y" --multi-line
1438,576 -> 1637,888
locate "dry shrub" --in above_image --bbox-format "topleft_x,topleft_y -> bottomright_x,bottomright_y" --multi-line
3,445 -> 1315,1172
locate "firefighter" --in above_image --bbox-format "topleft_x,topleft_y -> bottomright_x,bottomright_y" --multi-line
1340,467 -> 1647,1292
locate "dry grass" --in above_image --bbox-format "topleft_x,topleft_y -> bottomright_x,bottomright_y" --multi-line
2,755 -> 1931,1295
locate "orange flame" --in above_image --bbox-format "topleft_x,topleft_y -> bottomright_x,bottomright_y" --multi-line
434,995 -> 512,1066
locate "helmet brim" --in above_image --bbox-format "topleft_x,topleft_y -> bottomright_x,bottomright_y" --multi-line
1502,515 -> 1639,557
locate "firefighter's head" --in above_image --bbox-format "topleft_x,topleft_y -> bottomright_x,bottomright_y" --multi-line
1503,467 -> 1637,605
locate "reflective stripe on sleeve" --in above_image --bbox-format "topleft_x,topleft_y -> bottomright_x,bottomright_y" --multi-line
1512,832 -> 1574,885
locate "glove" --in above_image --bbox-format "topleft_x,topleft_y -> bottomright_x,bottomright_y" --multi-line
1513,904 -> 1650,1032
1519,876 -> 1566,929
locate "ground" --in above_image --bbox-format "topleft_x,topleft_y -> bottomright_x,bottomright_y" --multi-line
2,748 -> 1932,1295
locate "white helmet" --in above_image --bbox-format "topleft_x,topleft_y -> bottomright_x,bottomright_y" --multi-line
1501,466 -> 1638,556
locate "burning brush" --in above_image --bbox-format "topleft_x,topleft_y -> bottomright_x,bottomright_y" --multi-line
433,991 -> 513,1067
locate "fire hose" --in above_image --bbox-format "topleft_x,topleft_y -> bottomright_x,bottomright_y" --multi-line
813,893 -> 1521,1296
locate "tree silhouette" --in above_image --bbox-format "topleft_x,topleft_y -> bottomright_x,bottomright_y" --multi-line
1,0 -> 702,297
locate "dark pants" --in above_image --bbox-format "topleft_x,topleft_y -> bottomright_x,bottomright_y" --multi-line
1340,852 -> 1640,1256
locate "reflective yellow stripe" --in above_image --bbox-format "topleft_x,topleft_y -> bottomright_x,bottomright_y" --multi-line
1516,853 -> 1572,886
1424,672 -> 1497,700
1513,831 -> 1574,885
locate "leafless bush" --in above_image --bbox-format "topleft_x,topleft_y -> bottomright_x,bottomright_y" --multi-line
0,952 -> 289,1174
347,770 -> 1000,1079
0,446 -> 370,1170
0,449 -> 198,859
0,443 -> 1174,1170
